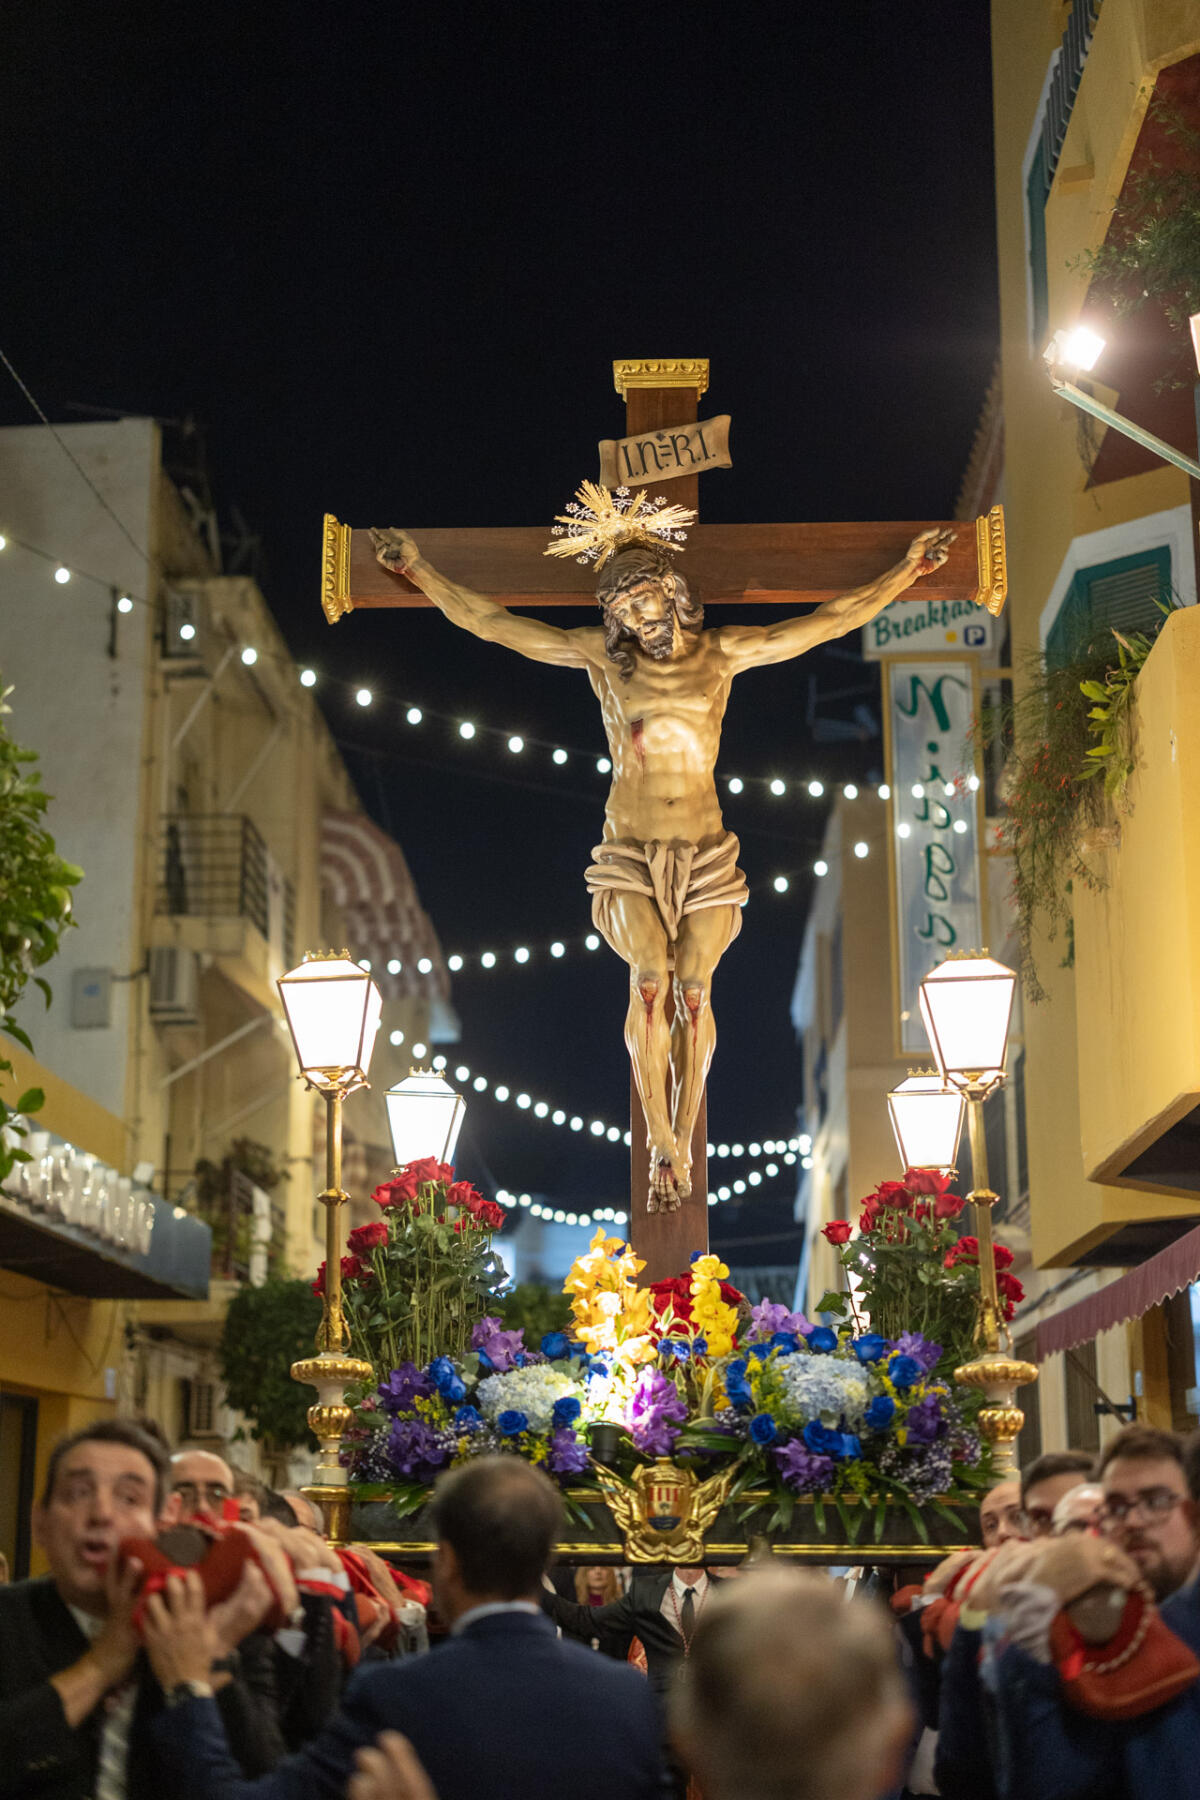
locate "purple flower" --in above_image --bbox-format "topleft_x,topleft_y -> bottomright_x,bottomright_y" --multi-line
627,1368 -> 688,1457
471,1316 -> 526,1373
386,1416 -> 447,1481
892,1332 -> 943,1374
774,1440 -> 835,1493
903,1393 -> 946,1447
377,1362 -> 434,1414
747,1299 -> 811,1344
546,1427 -> 589,1475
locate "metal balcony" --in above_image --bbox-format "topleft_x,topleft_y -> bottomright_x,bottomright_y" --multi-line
157,814 -> 295,965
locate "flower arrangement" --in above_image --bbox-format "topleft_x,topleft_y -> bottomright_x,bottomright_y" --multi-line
316,1158 -> 509,1373
818,1168 -> 1022,1367
345,1223 -> 996,1540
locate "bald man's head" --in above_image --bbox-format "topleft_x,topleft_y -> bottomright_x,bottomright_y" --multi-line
169,1449 -> 234,1522
671,1570 -> 912,1800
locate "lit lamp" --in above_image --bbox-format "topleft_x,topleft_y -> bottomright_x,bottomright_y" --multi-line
887,1073 -> 966,1174
385,1068 -> 467,1167
918,951 -> 1037,1473
277,952 -> 382,1542
1044,326 -> 1200,482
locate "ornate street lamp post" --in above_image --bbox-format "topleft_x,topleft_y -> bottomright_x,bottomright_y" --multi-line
887,1072 -> 966,1175
277,952 -> 382,1542
385,1067 -> 467,1168
918,951 -> 1037,1474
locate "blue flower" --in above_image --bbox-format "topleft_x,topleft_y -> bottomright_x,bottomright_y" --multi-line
864,1395 -> 895,1431
803,1420 -> 843,1458
748,1343 -> 773,1362
888,1354 -> 922,1391
551,1395 -> 582,1429
661,1338 -> 692,1363
497,1409 -> 529,1436
454,1404 -> 483,1433
852,1334 -> 889,1365
541,1331 -> 570,1360
689,1250 -> 703,1263
769,1331 -> 800,1355
692,1334 -> 708,1357
749,1412 -> 778,1446
428,1356 -> 467,1403
839,1432 -> 862,1461
808,1327 -> 838,1354
723,1358 -> 753,1411
587,1361 -> 610,1380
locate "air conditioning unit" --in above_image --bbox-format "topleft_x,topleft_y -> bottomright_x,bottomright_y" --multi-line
187,1379 -> 219,1438
162,587 -> 207,661
149,946 -> 200,1025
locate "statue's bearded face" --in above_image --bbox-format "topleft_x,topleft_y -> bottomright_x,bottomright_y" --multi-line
604,576 -> 678,659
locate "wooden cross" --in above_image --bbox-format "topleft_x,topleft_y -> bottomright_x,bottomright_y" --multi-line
320,359 -> 1006,1282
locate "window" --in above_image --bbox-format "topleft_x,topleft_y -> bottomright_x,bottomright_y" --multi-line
1045,546 -> 1172,668
1022,2 -> 1102,347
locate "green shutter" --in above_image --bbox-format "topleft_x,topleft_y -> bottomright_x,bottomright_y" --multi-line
1044,546 -> 1172,667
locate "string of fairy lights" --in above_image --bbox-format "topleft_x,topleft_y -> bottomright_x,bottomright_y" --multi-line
0,528 -> 949,822
489,1141 -> 813,1225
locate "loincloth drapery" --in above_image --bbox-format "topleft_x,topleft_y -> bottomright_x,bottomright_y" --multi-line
585,830 -> 749,951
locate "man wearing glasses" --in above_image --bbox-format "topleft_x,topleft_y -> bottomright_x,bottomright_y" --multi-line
1096,1424 -> 1199,1601
168,1450 -> 236,1523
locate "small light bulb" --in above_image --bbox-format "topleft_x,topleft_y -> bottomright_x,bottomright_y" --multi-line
54,566 -> 70,584
550,941 -> 565,958
732,1143 -> 744,1157
514,946 -> 530,963
807,779 -> 824,797
494,1084 -> 509,1101
802,1154 -> 814,1170
733,1179 -> 746,1194
433,1054 -> 447,1071
117,594 -> 133,614
717,1186 -> 731,1201
473,1075 -> 488,1092
481,951 -> 496,969
728,777 -> 744,794
749,1171 -> 762,1186
623,1130 -> 632,1146
814,859 -> 829,877
597,757 -> 611,774
853,841 -> 869,859
953,818 -> 968,835
554,1210 -> 566,1224
911,782 -> 924,799
843,783 -> 858,799
785,1151 -> 797,1164
766,1162 -> 778,1177
769,778 -> 786,796
359,958 -> 372,971
507,734 -> 524,753
590,1120 -> 605,1137
534,1101 -> 548,1118
519,1193 -> 532,1207
455,1065 -> 470,1082
878,783 -> 891,800
773,875 -> 789,893
967,774 -> 981,792
584,934 -> 600,951
606,1125 -> 621,1142
0,534 -> 7,550
241,647 -> 258,666
447,954 -> 463,972
412,1041 -> 428,1060
516,1093 -> 531,1109
570,1115 -> 584,1131
459,721 -> 476,739
897,822 -> 912,839
943,781 -> 956,797
356,687 -> 372,707
406,706 -> 422,725
717,1143 -> 729,1158
389,1029 -> 405,1047
179,622 -> 197,641
749,1142 -> 761,1156
387,958 -> 402,974
299,667 -> 317,687
417,956 -> 433,974
530,1203 -> 543,1218
552,1109 -> 566,1125
552,748 -> 568,765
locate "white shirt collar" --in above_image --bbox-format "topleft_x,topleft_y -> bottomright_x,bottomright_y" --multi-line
671,1570 -> 708,1601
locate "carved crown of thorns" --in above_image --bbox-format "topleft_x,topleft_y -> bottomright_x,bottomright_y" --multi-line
545,481 -> 696,571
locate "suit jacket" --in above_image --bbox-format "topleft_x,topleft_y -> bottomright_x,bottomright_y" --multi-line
546,1571 -> 724,1698
149,1607 -> 668,1800
0,1576 -> 282,1800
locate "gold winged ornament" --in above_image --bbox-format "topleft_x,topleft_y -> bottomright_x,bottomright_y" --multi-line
593,1458 -> 734,1564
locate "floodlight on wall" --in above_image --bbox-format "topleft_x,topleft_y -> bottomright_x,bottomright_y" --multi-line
887,1073 -> 965,1174
385,1069 -> 467,1169
1044,324 -> 1200,482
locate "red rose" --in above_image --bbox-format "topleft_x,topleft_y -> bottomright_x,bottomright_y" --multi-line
858,1208 -> 879,1235
905,1168 -> 955,1200
934,1192 -> 965,1222
876,1181 -> 912,1212
997,1270 -> 1025,1320
311,1261 -> 327,1296
447,1180 -> 485,1214
478,1200 -> 505,1230
822,1219 -> 852,1245
913,1201 -> 931,1223
403,1156 -> 453,1186
372,1170 -> 419,1209
992,1242 -> 1015,1270
347,1220 -> 388,1257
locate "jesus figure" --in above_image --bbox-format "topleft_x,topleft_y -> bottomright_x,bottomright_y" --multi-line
371,500 -> 951,1211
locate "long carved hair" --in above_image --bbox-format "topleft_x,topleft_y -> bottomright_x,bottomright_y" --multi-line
595,544 -> 703,681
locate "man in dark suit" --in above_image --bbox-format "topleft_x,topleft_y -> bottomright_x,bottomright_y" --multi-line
140,1455 -> 668,1800
546,1565 -> 723,1700
0,1418 -> 281,1800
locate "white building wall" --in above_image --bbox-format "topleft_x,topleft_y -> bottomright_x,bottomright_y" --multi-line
0,419 -> 159,1122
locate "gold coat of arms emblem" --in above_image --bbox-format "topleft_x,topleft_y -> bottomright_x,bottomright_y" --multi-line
593,1458 -> 734,1563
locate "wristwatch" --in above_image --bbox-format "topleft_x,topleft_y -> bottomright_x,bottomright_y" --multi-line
164,1679 -> 215,1707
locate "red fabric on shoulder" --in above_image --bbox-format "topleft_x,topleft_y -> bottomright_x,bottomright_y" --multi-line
120,1523 -> 288,1634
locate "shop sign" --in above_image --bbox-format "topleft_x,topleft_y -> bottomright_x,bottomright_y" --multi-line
863,594 -> 995,660
885,660 -> 983,1053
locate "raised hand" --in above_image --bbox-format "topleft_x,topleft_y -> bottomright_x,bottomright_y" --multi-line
904,526 -> 956,576
369,527 -> 420,575
348,1733 -> 440,1800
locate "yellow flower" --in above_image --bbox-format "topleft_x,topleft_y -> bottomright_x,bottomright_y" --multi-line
691,1254 -> 729,1285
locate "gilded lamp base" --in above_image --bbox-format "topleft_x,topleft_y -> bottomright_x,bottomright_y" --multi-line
955,1354 -> 1039,1475
292,1349 -> 373,1543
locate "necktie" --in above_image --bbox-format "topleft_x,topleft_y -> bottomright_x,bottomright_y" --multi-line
679,1585 -> 695,1647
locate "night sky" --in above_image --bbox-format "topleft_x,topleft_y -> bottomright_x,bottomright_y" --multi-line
2,4 -> 998,1259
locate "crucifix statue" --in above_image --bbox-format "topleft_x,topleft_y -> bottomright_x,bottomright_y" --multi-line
323,357 -> 1006,1279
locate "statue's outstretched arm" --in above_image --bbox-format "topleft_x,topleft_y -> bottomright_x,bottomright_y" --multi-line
370,528 -> 595,670
719,527 -> 955,673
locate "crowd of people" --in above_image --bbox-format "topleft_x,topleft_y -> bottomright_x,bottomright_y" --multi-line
4,1414 -> 1200,1799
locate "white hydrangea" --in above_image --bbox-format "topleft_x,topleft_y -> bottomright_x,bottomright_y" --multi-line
777,1355 -> 873,1429
477,1363 -> 581,1432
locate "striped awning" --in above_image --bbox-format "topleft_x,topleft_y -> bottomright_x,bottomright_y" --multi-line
320,811 -> 450,1007
1035,1220 -> 1200,1361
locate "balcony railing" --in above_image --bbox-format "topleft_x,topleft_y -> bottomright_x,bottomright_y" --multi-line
157,814 -> 295,964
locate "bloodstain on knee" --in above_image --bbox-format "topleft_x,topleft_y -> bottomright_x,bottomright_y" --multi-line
638,977 -> 660,1089
631,717 -> 645,769
682,983 -> 705,1046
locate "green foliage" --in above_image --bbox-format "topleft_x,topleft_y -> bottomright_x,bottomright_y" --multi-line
497,1281 -> 572,1344
975,608 -> 1176,1000
194,1137 -> 289,1278
218,1277 -> 324,1453
1072,98 -> 1200,389
0,681 -> 83,1184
